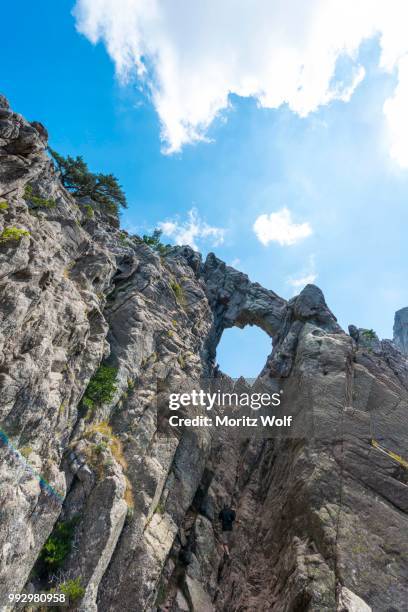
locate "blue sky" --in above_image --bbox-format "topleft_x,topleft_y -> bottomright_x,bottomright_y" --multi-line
3,1 -> 408,376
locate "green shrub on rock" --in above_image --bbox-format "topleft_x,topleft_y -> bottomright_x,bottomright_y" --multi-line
83,203 -> 94,219
361,329 -> 377,340
24,184 -> 55,208
170,280 -> 185,306
0,227 -> 30,244
142,229 -> 171,255
40,517 -> 79,571
119,231 -> 129,245
82,364 -> 118,412
59,578 -> 85,602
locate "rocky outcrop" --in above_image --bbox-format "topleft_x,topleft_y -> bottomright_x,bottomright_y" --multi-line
201,252 -> 286,368
394,307 -> 408,355
0,96 -> 407,611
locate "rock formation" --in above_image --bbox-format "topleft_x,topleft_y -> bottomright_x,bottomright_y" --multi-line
394,307 -> 408,355
0,96 -> 407,611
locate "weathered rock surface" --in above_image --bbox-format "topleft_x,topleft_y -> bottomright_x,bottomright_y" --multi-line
0,96 -> 407,611
394,306 -> 408,355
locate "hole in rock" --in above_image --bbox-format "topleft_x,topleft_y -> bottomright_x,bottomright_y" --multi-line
216,325 -> 272,379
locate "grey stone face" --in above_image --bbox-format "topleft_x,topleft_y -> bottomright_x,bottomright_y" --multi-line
394,306 -> 408,354
0,95 -> 407,612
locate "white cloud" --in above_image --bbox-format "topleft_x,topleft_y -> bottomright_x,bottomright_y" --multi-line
253,208 -> 312,246
383,54 -> 408,168
158,208 -> 225,250
74,0 -> 408,165
287,255 -> 318,294
287,273 -> 318,289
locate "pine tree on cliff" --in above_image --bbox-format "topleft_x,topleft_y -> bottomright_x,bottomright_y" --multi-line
49,148 -> 127,215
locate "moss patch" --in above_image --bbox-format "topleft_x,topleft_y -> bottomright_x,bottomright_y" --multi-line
83,203 -> 94,219
0,227 -> 30,244
154,501 -> 165,515
19,446 -> 33,459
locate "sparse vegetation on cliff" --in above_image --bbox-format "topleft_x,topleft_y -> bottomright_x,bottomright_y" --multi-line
0,95 -> 407,612
82,364 -> 118,411
58,578 -> 85,602
84,422 -> 134,507
24,184 -> 55,208
170,279 -> 186,306
142,229 -> 171,254
39,517 -> 79,571
0,226 -> 30,243
49,148 -> 127,215
83,203 -> 94,219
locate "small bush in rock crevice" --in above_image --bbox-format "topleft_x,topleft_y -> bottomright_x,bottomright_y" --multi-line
361,329 -> 377,340
170,280 -> 185,306
142,229 -> 171,255
83,203 -> 94,220
82,364 -> 118,412
39,517 -> 80,571
24,184 -> 55,209
0,227 -> 30,244
58,577 -> 85,602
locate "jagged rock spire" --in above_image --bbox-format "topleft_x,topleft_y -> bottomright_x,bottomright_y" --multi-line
394,306 -> 408,355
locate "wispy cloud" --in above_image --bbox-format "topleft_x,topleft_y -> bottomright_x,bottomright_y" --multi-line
158,208 -> 225,251
383,54 -> 408,168
287,255 -> 318,295
287,273 -> 318,290
253,208 -> 312,246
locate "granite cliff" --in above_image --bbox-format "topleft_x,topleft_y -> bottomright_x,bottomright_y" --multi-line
0,96 -> 407,611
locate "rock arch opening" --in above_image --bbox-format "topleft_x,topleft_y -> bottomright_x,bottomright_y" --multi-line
215,324 -> 273,378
